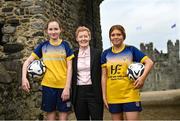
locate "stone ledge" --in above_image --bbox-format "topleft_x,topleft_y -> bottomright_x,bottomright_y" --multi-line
141,89 -> 180,106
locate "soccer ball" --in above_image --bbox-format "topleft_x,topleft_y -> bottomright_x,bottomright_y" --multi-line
127,63 -> 145,81
27,60 -> 46,79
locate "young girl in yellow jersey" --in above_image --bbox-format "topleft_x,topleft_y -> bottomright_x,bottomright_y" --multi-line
101,25 -> 154,120
21,19 -> 74,120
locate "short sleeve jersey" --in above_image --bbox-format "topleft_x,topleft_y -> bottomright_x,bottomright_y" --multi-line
101,44 -> 148,104
31,39 -> 74,88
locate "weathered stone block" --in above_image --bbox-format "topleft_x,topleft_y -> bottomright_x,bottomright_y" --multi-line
2,7 -> 13,12
0,63 -> 12,83
20,1 -> 33,7
32,31 -> 44,37
29,6 -> 44,15
31,22 -> 44,30
6,19 -> 20,26
3,43 -> 24,53
2,25 -> 16,34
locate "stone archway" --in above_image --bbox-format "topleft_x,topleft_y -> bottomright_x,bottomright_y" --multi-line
76,0 -> 103,49
0,0 -> 117,119
0,0 -> 104,119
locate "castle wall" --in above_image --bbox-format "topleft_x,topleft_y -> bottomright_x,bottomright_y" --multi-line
68,89 -> 180,120
141,40 -> 180,91
0,0 -> 179,119
0,0 -> 102,119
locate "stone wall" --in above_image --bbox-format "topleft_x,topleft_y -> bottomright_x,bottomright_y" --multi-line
0,0 -> 103,119
101,89 -> 180,120
0,0 -> 46,119
42,0 -> 103,48
141,40 -> 180,91
0,0 -> 179,120
140,89 -> 180,120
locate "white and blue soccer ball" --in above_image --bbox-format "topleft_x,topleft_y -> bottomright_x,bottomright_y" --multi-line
27,60 -> 46,79
127,63 -> 145,81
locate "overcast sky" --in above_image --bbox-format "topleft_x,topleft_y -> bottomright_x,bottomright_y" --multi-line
100,0 -> 180,52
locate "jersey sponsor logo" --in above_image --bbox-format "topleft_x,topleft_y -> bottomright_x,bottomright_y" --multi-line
110,64 -> 121,75
108,64 -> 127,80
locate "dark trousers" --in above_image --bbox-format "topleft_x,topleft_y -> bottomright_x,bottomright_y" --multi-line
74,85 -> 103,120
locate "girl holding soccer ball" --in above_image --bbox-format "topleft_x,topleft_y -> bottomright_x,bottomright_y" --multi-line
101,25 -> 154,120
22,19 -> 74,120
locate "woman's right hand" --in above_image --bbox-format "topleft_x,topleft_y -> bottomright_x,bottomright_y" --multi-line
22,78 -> 30,93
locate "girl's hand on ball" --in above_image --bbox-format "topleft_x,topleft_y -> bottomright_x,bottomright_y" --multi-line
134,76 -> 145,89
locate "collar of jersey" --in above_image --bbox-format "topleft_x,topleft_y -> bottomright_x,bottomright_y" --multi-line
49,38 -> 62,46
112,44 -> 125,53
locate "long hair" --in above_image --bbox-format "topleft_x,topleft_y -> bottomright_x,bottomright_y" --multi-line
109,25 -> 126,40
44,18 -> 62,30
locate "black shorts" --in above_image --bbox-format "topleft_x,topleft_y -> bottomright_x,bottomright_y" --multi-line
41,86 -> 71,112
109,102 -> 142,113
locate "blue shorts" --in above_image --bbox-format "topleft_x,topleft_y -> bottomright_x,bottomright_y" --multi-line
108,102 -> 142,113
41,86 -> 72,112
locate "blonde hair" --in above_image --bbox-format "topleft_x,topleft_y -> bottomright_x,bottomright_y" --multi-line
75,26 -> 91,39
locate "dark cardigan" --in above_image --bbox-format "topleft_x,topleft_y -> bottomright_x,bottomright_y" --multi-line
71,47 -> 103,105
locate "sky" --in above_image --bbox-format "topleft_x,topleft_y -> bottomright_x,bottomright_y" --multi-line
100,0 -> 180,52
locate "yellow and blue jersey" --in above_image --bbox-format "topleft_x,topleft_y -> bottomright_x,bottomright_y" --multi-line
101,44 -> 148,104
31,39 -> 74,88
